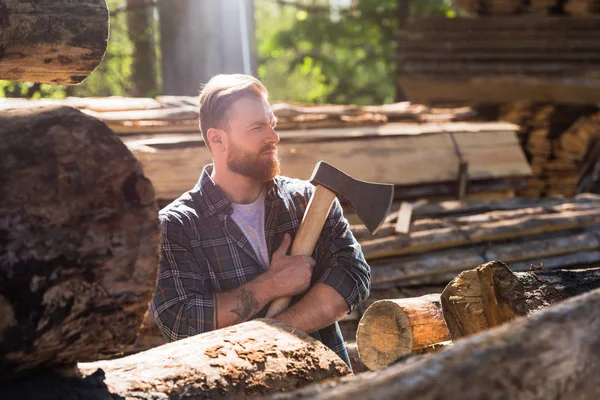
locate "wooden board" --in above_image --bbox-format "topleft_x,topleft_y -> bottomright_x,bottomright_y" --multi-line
123,125 -> 530,200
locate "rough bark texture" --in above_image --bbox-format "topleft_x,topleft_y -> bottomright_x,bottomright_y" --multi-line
268,288 -> 600,400
0,319 -> 349,399
356,294 -> 450,370
0,0 -> 109,84
441,260 -> 600,340
0,106 -> 159,378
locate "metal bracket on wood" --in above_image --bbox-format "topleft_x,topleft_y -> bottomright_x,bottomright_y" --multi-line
449,132 -> 469,200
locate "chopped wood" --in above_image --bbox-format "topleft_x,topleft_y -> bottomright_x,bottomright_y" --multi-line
356,294 -> 450,371
0,106 -> 159,378
0,0 -> 109,84
270,287 -> 600,400
441,260 -> 600,340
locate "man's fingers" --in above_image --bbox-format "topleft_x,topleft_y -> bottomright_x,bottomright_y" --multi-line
273,233 -> 291,258
304,256 -> 317,268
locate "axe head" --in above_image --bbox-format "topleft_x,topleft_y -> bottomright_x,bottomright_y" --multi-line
309,161 -> 394,234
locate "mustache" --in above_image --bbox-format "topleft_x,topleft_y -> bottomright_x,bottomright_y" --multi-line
260,144 -> 277,153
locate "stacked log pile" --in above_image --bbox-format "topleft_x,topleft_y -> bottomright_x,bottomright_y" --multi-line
338,194 -> 600,341
499,102 -> 600,198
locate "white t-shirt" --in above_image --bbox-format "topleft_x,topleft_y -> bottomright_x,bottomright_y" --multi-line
230,189 -> 270,269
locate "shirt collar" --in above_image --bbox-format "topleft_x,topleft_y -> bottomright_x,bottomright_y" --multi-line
193,164 -> 279,218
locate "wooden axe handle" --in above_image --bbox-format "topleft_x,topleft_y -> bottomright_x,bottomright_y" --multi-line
265,185 -> 337,318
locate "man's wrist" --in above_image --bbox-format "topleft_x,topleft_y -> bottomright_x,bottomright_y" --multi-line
247,272 -> 280,304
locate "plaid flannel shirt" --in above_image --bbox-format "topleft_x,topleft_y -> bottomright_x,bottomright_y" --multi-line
151,164 -> 371,367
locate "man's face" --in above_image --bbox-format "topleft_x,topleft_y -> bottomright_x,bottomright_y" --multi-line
224,95 -> 280,182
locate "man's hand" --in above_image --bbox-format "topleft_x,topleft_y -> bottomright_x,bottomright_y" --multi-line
266,233 -> 316,298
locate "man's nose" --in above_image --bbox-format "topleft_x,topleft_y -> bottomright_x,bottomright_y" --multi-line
265,126 -> 280,145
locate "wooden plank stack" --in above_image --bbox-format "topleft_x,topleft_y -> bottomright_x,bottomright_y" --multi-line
396,16 -> 600,104
0,96 -> 532,204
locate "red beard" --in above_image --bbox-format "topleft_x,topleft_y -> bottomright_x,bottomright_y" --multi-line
227,140 -> 281,181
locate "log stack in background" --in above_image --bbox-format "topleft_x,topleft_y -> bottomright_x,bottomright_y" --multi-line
499,102 -> 600,198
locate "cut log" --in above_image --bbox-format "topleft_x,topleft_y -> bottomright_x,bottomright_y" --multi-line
0,0 -> 109,84
269,287 -> 600,400
81,319 -> 349,399
0,320 -> 350,399
356,294 -> 451,371
0,106 -> 159,378
441,260 -> 600,340
345,342 -> 368,373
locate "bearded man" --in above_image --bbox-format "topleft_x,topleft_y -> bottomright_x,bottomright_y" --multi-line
151,74 -> 370,368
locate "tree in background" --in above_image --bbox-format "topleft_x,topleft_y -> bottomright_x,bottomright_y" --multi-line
256,0 -> 453,105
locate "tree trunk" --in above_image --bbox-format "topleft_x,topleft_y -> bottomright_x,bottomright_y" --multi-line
356,294 -> 450,371
269,288 -> 600,400
0,0 -> 109,84
158,0 -> 256,95
126,0 -> 157,96
0,319 -> 352,399
441,260 -> 600,340
0,106 -> 159,378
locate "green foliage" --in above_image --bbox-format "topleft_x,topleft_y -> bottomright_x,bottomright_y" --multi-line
256,0 -> 453,105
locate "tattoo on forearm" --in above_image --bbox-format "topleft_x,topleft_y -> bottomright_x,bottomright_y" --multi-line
231,289 -> 259,324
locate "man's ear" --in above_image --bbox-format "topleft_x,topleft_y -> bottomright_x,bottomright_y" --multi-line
206,128 -> 225,149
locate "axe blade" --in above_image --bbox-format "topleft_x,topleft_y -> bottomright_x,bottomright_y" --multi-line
309,161 -> 394,234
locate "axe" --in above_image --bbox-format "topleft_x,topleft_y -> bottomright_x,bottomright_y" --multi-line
265,161 -> 394,318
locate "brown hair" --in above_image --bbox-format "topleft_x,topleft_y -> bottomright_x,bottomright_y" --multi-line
198,74 -> 268,149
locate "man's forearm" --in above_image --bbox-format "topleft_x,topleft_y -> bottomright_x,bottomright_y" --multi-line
214,274 -> 279,329
274,283 -> 350,334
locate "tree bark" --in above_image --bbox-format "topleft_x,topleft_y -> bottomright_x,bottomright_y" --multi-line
0,0 -> 109,84
269,288 -> 600,400
356,294 -> 450,371
0,106 -> 159,378
1,320 -> 350,399
441,260 -> 600,340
